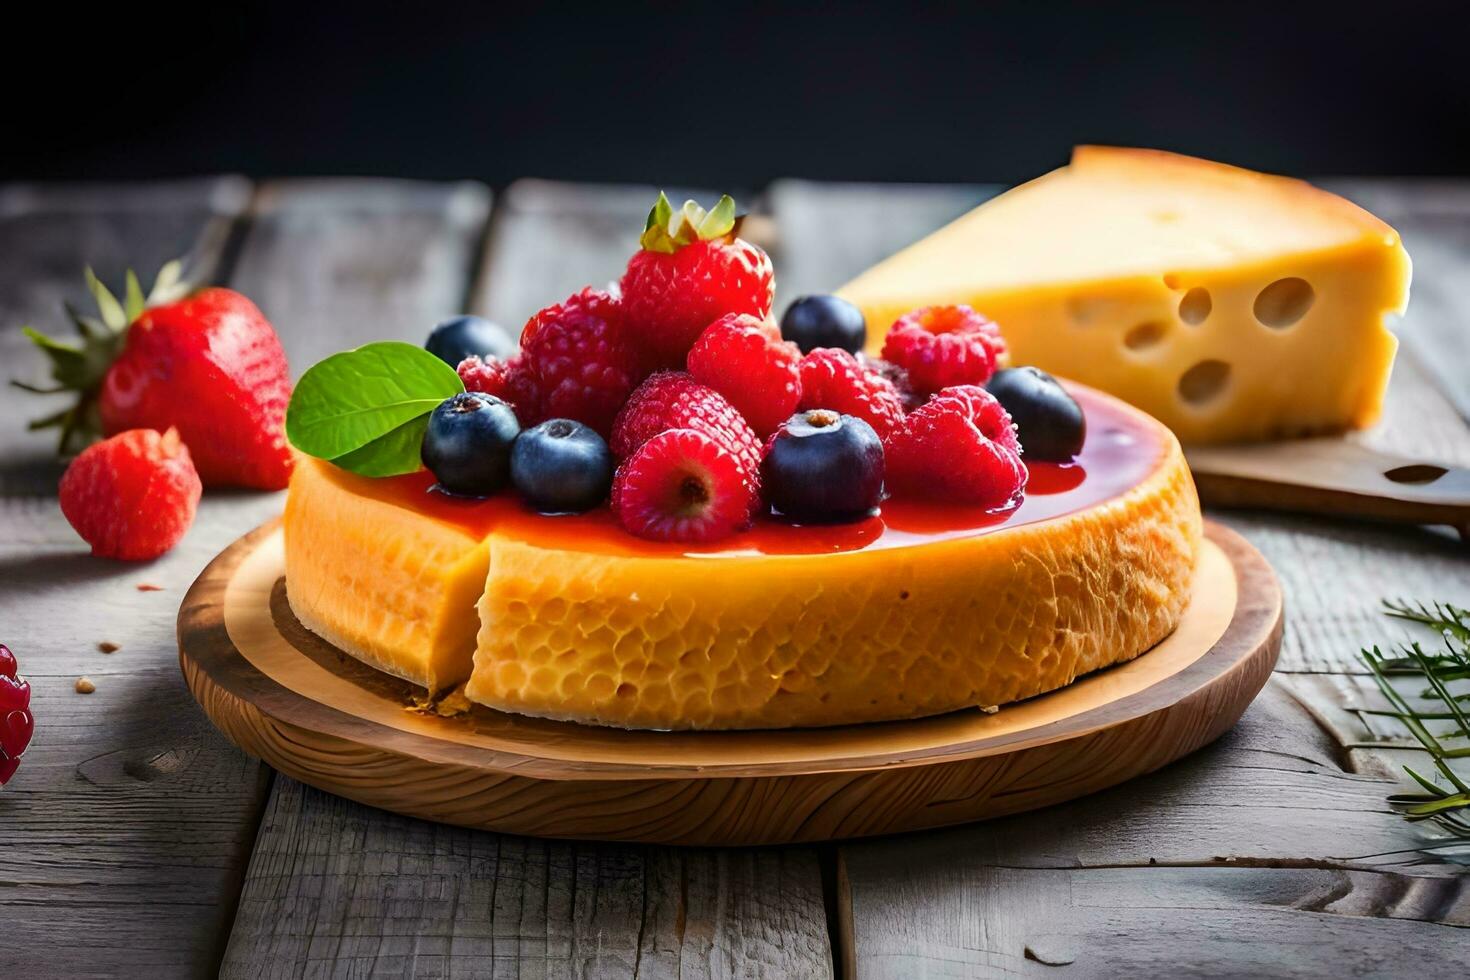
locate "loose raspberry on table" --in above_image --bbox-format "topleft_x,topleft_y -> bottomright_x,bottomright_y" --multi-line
519,287 -> 647,437
58,427 -> 202,561
881,305 -> 1008,396
797,348 -> 907,441
884,385 -> 1026,506
610,371 -> 761,476
611,428 -> 758,542
687,313 -> 802,438
457,354 -> 543,427
0,643 -> 34,787
620,194 -> 775,368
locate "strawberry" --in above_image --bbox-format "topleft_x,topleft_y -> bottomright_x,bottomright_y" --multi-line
620,193 -> 775,368
58,427 -> 202,560
16,263 -> 293,489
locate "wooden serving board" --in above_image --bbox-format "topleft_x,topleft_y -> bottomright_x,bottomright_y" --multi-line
178,519 -> 1282,846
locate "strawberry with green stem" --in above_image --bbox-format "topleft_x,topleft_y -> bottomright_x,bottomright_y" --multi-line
620,193 -> 775,368
13,263 -> 294,490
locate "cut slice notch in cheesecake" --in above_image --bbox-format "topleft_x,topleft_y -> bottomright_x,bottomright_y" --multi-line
839,146 -> 1412,444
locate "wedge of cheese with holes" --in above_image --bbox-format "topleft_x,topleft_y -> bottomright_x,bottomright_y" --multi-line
839,146 -> 1412,444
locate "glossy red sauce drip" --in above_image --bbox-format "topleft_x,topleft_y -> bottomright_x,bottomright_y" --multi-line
346,387 -> 1165,558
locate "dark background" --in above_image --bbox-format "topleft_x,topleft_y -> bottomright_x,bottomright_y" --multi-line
8,1 -> 1468,187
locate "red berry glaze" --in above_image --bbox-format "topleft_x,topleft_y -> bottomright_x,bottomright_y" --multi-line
0,644 -> 34,787
611,428 -> 757,542
687,313 -> 801,438
797,348 -> 907,441
881,305 -> 1008,396
458,354 -> 543,427
622,240 -> 775,368
58,427 -> 202,560
885,385 -> 1026,507
100,288 -> 293,489
519,288 -> 646,437
610,371 -> 761,476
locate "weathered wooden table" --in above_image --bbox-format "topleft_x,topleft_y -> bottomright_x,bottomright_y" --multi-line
1,177 -> 1466,979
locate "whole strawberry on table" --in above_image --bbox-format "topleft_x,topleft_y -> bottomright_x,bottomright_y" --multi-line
16,263 -> 294,559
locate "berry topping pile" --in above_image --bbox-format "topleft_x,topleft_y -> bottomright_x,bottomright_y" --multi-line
0,644 -> 33,788
286,192 -> 1090,544
882,304 -> 1008,396
58,428 -> 203,561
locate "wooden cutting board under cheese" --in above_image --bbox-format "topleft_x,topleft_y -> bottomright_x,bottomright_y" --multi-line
838,146 -> 1468,532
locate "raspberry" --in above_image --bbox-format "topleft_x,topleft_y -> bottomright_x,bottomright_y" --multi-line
620,194 -> 775,367
0,644 -> 33,788
857,353 -> 924,413
519,287 -> 646,436
797,348 -> 907,441
884,385 -> 1026,506
611,428 -> 757,542
881,305 -> 1008,396
610,371 -> 761,476
687,313 -> 801,437
457,354 -> 543,426
58,427 -> 202,560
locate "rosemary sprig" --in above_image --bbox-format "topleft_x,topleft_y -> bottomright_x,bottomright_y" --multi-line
1360,599 -> 1470,840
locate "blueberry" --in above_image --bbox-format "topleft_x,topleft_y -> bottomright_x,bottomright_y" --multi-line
761,410 -> 884,522
780,295 -> 867,354
511,418 -> 614,514
985,366 -> 1085,461
425,315 -> 517,366
421,392 -> 521,496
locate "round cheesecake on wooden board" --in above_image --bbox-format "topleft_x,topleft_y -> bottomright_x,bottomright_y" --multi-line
281,380 -> 1202,730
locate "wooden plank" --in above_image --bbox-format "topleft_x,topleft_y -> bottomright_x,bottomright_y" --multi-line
0,177 -> 267,978
839,681 -> 1468,978
230,779 -> 830,979
771,179 -> 1470,977
220,179 -> 834,978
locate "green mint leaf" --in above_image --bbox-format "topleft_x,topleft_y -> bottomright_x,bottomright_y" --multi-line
286,341 -> 464,476
327,415 -> 435,477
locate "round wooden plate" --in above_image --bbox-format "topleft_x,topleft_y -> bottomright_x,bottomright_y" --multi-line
178,519 -> 1281,846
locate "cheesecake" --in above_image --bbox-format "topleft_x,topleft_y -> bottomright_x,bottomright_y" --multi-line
283,381 -> 1201,729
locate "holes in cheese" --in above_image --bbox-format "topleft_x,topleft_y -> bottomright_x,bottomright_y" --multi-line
1178,287 -> 1212,325
1178,360 -> 1231,406
1124,321 -> 1168,351
1253,277 -> 1315,328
